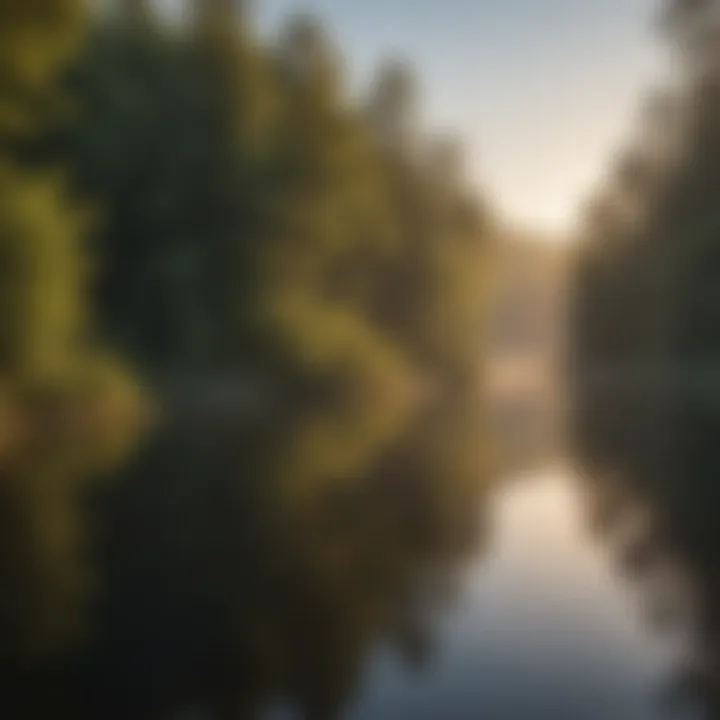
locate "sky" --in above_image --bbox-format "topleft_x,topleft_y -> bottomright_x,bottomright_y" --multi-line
252,0 -> 667,240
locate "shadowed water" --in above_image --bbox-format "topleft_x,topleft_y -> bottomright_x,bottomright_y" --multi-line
2,382 -> 716,720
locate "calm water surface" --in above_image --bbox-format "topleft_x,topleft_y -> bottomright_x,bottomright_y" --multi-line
310,463 -> 691,720
4,392 -> 715,720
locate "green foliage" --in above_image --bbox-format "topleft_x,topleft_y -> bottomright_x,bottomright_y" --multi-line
0,163 -> 90,380
570,47 -> 720,386
56,9 -> 488,390
0,0 -> 87,141
0,0 -> 491,706
0,0 -> 145,665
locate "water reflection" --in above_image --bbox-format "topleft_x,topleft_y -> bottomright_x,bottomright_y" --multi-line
348,465 -> 679,720
0,390 -> 492,719
573,385 -> 720,719
5,375 -> 704,720
0,364 -> 147,666
4,352 -> 715,717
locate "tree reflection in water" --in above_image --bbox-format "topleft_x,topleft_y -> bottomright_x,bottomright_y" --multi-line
573,385 -> 720,719
0,390 -> 493,720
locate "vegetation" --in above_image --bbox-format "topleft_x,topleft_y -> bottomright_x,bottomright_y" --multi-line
0,0 -> 146,664
570,0 -> 720,395
571,3 -> 720,714
0,0 -> 490,716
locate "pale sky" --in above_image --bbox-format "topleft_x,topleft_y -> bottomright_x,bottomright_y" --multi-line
255,0 -> 668,238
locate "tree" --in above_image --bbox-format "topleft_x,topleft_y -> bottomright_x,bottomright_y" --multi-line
0,0 -> 144,666
0,0 -> 87,147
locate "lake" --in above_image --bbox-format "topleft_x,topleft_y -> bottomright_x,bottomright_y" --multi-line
2,389 -> 718,719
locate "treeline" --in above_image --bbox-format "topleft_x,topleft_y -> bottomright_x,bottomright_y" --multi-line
571,0 -> 720,395
0,0 -> 491,710
0,0 -> 490,414
57,0 -> 489,393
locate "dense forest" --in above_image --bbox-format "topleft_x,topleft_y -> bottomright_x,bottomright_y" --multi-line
570,0 -> 720,458
571,2 -> 720,714
570,0 -> 720,467
0,1 -> 491,717
571,0 -> 720,395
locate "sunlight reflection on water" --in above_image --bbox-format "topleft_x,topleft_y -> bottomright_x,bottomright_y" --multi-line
343,463 -> 695,720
